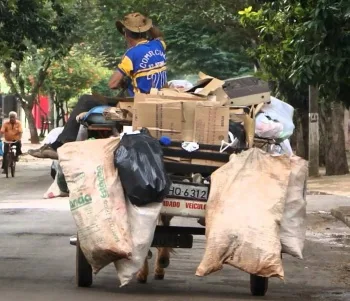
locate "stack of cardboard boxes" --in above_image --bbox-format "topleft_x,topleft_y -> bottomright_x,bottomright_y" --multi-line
132,74 -> 231,146
117,73 -> 271,166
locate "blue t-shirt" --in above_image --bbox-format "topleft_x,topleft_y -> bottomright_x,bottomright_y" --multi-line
118,39 -> 167,96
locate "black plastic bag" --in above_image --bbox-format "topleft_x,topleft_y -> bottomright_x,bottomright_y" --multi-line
229,120 -> 246,148
114,129 -> 171,206
57,163 -> 69,193
51,160 -> 69,193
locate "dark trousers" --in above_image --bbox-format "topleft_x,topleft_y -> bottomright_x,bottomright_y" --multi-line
1,140 -> 22,169
53,95 -> 118,149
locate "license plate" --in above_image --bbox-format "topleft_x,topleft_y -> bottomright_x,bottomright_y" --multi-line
167,182 -> 209,200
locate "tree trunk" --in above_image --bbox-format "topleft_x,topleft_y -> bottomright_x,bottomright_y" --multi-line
61,103 -> 66,126
22,104 -> 40,144
320,101 -> 349,176
319,104 -> 326,167
54,95 -> 66,127
293,108 -> 309,159
55,99 -> 60,127
293,110 -> 307,159
300,109 -> 309,160
48,91 -> 55,131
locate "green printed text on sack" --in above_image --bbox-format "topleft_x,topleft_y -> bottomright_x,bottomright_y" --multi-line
96,165 -> 109,198
70,194 -> 92,211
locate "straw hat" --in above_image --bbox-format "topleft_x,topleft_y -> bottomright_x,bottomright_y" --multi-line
116,12 -> 153,34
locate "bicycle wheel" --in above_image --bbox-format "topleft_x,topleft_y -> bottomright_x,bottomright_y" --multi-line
11,154 -> 15,177
4,153 -> 10,178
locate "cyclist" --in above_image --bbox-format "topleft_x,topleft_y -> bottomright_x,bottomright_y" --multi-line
0,111 -> 23,173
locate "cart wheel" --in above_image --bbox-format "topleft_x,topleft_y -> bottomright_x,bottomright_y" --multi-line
250,274 -> 268,296
76,236 -> 93,287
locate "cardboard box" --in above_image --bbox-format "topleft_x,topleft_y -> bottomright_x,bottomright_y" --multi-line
133,93 -> 205,141
117,100 -> 134,121
118,101 -> 134,112
191,159 -> 225,167
164,156 -> 191,163
134,100 -> 183,140
194,103 -> 229,145
186,72 -> 230,105
229,108 -> 245,123
242,103 -> 264,148
186,72 -> 224,96
224,76 -> 271,106
133,76 -> 230,144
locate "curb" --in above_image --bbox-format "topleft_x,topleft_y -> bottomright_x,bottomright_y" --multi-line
307,191 -> 333,196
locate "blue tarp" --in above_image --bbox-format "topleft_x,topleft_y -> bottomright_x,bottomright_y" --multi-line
82,106 -> 111,121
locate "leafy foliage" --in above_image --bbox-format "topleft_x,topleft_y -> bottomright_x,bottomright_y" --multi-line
0,0 -> 86,142
239,0 -> 350,174
239,0 -> 350,106
43,46 -> 108,102
82,0 -> 254,79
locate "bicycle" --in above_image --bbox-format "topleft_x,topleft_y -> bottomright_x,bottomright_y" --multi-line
3,140 -> 18,178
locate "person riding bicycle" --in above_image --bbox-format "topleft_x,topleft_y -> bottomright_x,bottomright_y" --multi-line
28,12 -> 167,160
0,111 -> 23,173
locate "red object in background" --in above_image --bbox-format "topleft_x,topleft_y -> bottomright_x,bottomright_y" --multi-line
32,95 -> 49,129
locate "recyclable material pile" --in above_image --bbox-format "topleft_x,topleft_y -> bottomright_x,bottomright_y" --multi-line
53,72 -> 307,286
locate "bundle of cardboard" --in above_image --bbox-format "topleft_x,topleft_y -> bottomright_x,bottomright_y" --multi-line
119,73 -> 271,149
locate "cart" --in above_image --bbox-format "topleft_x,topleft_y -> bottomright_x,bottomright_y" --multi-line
68,75 -> 275,296
69,118 -> 270,296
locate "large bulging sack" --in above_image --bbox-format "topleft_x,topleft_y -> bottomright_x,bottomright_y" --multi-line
58,138 -> 132,273
114,131 -> 171,206
114,200 -> 162,287
280,156 -> 308,259
196,148 -> 291,279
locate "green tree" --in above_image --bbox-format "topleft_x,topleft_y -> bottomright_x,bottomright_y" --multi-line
239,1 -> 350,175
39,46 -> 110,127
81,0 -> 254,79
0,0 -> 82,143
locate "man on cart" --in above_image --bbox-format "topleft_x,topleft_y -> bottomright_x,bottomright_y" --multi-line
29,12 -> 168,160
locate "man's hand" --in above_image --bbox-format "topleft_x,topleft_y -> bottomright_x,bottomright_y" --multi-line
76,112 -> 88,122
119,77 -> 129,89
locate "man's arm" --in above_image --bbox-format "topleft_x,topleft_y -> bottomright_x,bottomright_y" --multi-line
108,70 -> 124,89
0,124 -> 5,141
18,123 -> 23,140
109,54 -> 133,90
0,124 -> 5,138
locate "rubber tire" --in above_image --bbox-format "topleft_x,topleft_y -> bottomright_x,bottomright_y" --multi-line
4,153 -> 10,178
76,236 -> 93,287
250,274 -> 269,296
11,161 -> 15,177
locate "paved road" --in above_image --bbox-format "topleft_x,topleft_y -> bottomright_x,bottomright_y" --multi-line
0,159 -> 350,301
